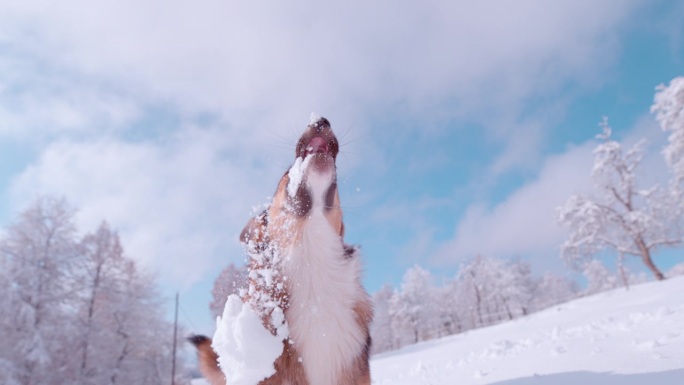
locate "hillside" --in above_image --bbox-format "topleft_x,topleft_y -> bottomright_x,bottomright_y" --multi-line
372,275 -> 684,384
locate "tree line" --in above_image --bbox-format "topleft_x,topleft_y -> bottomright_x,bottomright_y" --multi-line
368,256 -> 684,354
0,197 -> 187,385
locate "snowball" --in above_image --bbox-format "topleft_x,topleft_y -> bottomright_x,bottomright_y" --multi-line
212,295 -> 288,385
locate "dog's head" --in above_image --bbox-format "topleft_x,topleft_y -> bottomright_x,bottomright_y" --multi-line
241,117 -> 343,250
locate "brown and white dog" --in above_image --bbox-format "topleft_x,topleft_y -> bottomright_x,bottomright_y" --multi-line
190,117 -> 373,385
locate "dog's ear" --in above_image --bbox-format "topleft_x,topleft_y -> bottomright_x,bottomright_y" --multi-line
187,335 -> 225,385
240,210 -> 268,249
187,334 -> 210,347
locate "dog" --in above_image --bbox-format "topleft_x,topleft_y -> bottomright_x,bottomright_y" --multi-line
190,117 -> 373,385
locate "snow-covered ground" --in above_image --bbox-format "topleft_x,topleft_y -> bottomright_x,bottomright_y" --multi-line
192,276 -> 684,384
372,276 -> 684,384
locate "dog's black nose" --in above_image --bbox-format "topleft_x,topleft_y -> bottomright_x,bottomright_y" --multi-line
312,117 -> 330,132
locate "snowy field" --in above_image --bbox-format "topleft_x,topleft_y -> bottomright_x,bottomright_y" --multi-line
372,276 -> 684,384
192,276 -> 684,384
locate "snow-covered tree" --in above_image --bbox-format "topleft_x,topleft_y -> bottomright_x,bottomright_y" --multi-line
652,76 -> 684,185
557,120 -> 681,280
496,259 -> 536,318
454,256 -> 489,328
0,242 -> 20,385
0,197 -> 189,385
107,264 -> 181,385
71,222 -> 187,385
0,197 -> 79,385
369,284 -> 395,354
75,246 -> 184,385
70,221 -> 140,385
532,272 -> 578,310
582,259 -> 618,295
432,283 -> 465,337
453,255 -> 533,327
209,263 -> 247,319
367,257 -> 582,354
388,265 -> 436,347
667,262 -> 684,277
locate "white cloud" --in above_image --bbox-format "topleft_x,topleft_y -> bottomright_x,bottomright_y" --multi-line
432,142 -> 596,264
432,112 -> 675,267
0,51 -> 141,139
8,126 -> 289,287
0,0 -> 647,137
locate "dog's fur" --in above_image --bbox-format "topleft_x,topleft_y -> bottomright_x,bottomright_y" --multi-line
189,117 -> 373,385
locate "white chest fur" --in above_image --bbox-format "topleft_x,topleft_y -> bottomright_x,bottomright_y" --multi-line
283,213 -> 366,385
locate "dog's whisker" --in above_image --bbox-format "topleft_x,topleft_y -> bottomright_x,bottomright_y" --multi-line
338,123 -> 355,142
266,127 -> 297,145
337,150 -> 363,158
340,133 -> 371,148
268,141 -> 296,151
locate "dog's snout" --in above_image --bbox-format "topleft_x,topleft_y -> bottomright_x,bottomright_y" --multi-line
296,116 -> 338,160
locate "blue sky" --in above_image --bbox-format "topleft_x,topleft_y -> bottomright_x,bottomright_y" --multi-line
0,0 -> 683,336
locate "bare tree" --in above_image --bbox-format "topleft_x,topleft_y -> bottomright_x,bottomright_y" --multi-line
557,120 -> 681,280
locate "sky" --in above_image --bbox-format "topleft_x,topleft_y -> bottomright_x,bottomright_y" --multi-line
0,0 -> 683,336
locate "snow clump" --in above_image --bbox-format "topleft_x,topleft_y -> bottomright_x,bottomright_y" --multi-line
286,155 -> 313,198
212,295 -> 288,385
309,112 -> 321,125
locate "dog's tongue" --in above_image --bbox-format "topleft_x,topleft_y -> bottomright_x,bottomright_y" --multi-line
307,137 -> 328,154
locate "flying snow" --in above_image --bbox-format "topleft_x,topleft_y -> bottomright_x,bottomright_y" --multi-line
309,112 -> 321,125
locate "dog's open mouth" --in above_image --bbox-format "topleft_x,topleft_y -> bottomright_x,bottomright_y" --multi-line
286,118 -> 339,204
304,136 -> 336,174
305,136 -> 331,157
